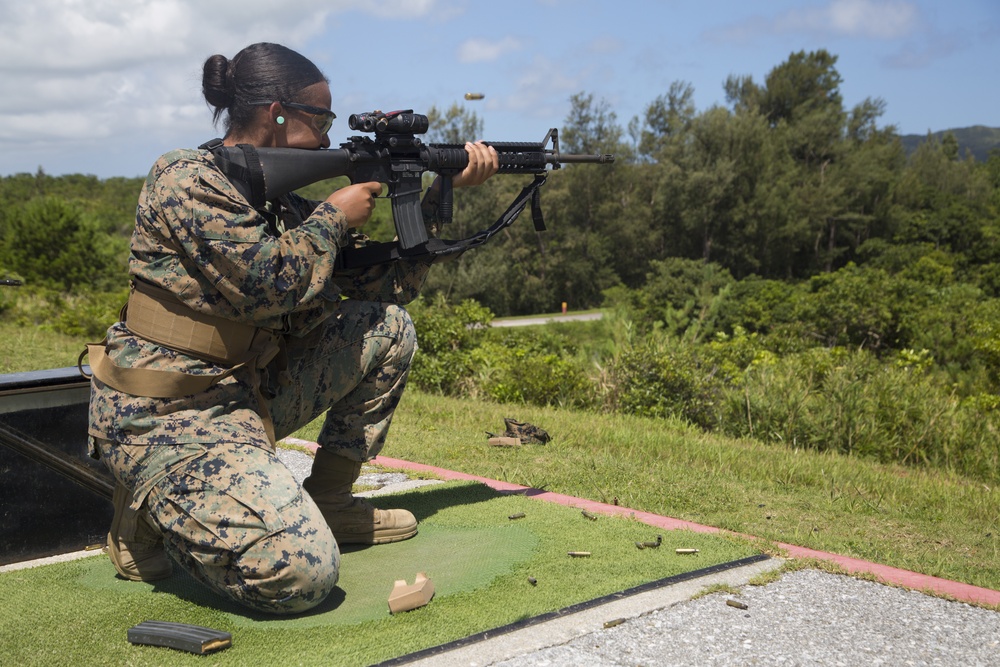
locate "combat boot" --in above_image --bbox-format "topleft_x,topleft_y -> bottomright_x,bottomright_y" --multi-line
302,448 -> 417,545
107,482 -> 172,582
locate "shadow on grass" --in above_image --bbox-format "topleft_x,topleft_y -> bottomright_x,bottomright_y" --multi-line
146,481 -> 512,621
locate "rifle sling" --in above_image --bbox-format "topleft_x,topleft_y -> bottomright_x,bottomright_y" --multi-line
200,139 -> 268,210
341,172 -> 548,269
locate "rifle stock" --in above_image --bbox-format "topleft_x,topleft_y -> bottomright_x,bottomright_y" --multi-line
255,148 -> 355,201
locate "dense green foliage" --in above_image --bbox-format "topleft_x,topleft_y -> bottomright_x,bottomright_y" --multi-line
404,301 -> 998,482
1,49 -> 998,481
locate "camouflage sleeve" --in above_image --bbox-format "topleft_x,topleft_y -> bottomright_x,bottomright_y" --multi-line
282,188 -> 436,305
130,151 -> 352,330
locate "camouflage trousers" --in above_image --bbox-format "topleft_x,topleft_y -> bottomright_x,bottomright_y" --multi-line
269,299 -> 418,462
95,300 -> 417,614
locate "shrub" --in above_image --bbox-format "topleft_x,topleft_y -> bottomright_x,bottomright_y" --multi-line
602,258 -> 734,341
0,197 -> 127,292
408,294 -> 493,394
2,286 -> 128,340
718,347 -> 999,481
469,341 -> 593,408
605,337 -> 723,429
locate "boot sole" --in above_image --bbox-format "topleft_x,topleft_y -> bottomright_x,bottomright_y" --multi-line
335,526 -> 418,545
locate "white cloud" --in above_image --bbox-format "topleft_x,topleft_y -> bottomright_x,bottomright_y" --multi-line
709,0 -> 922,43
361,0 -> 441,19
457,37 -> 523,63
0,0 -> 445,174
788,0 -> 920,40
586,36 -> 623,55
0,0 -> 352,74
883,31 -> 964,69
502,55 -> 580,121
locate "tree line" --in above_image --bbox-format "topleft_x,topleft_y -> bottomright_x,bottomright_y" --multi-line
3,50 -> 998,311
424,49 -> 999,318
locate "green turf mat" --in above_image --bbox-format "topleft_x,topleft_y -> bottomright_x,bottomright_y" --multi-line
0,481 -> 759,666
78,522 -> 538,629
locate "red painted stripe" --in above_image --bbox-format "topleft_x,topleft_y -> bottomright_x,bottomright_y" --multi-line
282,442 -> 1000,607
373,455 -> 1000,607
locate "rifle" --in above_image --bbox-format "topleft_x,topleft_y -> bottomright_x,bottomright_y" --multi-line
204,110 -> 614,268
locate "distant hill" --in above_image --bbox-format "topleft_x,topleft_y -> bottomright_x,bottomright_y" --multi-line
900,125 -> 1000,162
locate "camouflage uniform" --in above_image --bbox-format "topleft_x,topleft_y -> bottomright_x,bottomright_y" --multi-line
89,147 -> 432,614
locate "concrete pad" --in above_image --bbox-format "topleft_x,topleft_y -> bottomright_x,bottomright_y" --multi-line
400,556 -> 785,666
0,547 -> 103,573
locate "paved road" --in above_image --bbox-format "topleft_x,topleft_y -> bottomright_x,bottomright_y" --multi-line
491,312 -> 604,327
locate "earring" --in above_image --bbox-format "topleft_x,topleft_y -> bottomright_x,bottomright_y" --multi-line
276,116 -> 285,125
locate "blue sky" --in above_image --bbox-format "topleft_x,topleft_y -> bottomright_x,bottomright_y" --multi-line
1,0 -> 997,178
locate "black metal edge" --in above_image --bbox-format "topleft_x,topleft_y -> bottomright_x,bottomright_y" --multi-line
0,366 -> 90,394
372,553 -> 771,666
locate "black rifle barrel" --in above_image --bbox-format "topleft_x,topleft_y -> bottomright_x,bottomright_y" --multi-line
429,142 -> 614,174
556,153 -> 616,163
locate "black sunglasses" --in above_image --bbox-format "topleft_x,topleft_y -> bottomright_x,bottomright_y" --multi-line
247,99 -> 337,134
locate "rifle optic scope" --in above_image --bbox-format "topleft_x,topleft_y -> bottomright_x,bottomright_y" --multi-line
349,110 -> 429,135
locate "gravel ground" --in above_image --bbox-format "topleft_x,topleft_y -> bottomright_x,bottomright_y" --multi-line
488,568 -> 1000,666
276,448 -> 1000,667
278,446 -> 421,495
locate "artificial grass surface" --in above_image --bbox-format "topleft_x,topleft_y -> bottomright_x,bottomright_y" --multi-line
0,481 -> 759,667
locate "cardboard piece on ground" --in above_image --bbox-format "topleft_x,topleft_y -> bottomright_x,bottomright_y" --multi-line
388,572 -> 435,614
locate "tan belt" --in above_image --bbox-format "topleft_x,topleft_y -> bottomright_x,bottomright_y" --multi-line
81,281 -> 283,444
125,279 -> 259,365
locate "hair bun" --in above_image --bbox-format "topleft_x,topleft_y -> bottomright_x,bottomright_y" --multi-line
202,54 -> 234,109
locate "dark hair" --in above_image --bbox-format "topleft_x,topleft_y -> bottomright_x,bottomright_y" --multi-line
202,42 -> 328,134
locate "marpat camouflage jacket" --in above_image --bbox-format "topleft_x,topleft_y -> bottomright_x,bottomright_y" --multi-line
88,147 -> 432,448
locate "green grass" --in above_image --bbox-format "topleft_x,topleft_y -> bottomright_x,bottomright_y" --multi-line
292,389 -> 1000,593
0,481 -> 756,667
0,320 -> 86,374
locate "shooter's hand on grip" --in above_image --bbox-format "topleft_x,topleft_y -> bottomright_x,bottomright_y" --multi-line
326,181 -> 382,228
